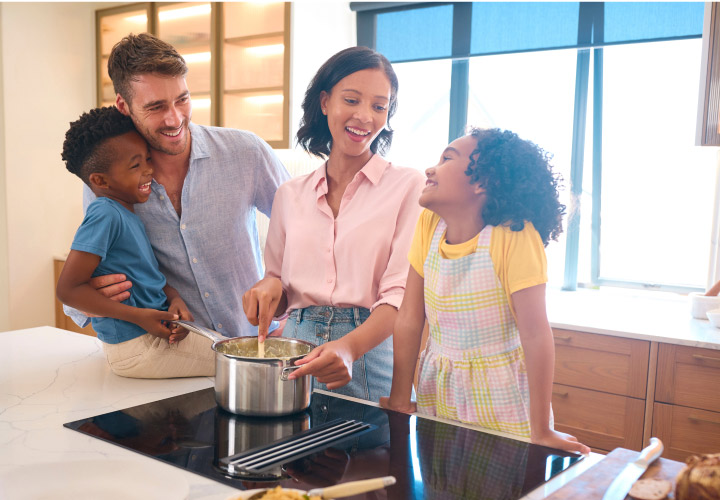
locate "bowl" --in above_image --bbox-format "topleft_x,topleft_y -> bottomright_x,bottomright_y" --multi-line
707,308 -> 720,328
689,292 -> 720,319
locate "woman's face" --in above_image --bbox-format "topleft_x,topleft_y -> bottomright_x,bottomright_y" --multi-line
320,68 -> 391,163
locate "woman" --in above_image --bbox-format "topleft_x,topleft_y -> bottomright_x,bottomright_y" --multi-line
243,46 -> 424,402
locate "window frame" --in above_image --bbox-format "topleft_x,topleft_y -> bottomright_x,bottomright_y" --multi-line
352,1 -> 709,293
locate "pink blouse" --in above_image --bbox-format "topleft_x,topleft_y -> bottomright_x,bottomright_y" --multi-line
264,154 -> 425,313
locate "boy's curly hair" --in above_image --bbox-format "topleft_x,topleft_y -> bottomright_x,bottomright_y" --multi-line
466,127 -> 566,246
61,107 -> 136,186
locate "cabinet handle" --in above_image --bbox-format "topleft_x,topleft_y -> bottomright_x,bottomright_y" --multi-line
692,354 -> 720,363
554,335 -> 572,341
689,415 -> 720,425
552,391 -> 569,398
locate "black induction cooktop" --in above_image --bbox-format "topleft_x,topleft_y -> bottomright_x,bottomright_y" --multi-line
64,388 -> 583,499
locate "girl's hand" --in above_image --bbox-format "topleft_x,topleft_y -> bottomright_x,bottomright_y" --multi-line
288,340 -> 354,389
379,396 -> 417,414
167,297 -> 194,344
532,429 -> 591,454
133,309 -> 179,339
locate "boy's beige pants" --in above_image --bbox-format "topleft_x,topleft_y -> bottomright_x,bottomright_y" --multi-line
102,332 -> 215,378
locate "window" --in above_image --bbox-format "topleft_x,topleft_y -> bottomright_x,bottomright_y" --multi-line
353,2 -> 715,293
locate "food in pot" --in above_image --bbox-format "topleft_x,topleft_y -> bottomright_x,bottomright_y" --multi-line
216,338 -> 312,359
628,478 -> 672,500
675,453 -> 720,500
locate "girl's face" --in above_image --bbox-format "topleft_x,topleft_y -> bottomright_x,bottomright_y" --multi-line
420,134 -> 485,213
320,68 -> 391,163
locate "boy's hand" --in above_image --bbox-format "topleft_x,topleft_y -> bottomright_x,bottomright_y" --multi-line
133,309 -> 179,339
167,297 -> 194,344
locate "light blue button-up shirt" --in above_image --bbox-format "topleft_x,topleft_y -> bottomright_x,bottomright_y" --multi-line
66,123 -> 290,338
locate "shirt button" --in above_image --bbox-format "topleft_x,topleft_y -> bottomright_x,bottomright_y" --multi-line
192,258 -> 198,263
204,292 -> 210,298
217,324 -> 222,329
159,195 -> 165,200
327,278 -> 333,283
181,224 -> 187,230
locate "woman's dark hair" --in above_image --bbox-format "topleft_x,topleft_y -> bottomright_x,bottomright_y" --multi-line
61,106 -> 136,185
296,46 -> 399,158
465,128 -> 566,246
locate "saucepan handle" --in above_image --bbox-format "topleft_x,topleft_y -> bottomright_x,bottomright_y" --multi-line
171,319 -> 227,343
280,366 -> 301,381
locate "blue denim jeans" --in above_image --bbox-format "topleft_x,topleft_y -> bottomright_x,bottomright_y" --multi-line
286,306 -> 393,403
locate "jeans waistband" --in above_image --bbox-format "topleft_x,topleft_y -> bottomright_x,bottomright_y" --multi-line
289,305 -> 370,325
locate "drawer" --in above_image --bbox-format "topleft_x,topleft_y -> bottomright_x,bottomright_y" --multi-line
553,329 -> 649,398
552,383 -> 645,451
652,402 -> 720,462
656,344 -> 720,412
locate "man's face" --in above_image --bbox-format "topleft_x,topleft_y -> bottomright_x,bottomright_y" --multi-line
116,73 -> 192,156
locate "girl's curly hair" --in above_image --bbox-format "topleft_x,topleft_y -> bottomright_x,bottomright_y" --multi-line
466,128 -> 566,246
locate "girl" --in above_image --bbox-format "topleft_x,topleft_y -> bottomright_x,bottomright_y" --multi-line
380,128 -> 590,453
243,47 -> 425,401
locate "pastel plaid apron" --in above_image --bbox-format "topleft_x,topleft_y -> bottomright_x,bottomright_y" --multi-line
416,220 -> 531,437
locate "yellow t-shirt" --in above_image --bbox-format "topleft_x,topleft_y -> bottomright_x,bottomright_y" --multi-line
408,209 -> 547,317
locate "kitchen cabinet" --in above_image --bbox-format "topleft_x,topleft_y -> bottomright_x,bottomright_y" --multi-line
652,343 -> 720,461
551,328 -> 649,453
95,2 -> 291,147
53,258 -> 96,337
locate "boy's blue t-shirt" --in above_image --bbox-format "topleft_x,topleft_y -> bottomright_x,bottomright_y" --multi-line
71,197 -> 168,344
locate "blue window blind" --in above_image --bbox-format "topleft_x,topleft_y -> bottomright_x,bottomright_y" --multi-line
376,4 -> 454,62
470,2 -> 580,56
603,2 -> 704,44
368,2 -> 704,63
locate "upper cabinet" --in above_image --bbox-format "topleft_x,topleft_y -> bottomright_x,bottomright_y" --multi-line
96,2 -> 291,148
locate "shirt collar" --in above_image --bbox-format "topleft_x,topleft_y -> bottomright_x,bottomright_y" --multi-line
188,122 -> 210,162
311,154 -> 389,193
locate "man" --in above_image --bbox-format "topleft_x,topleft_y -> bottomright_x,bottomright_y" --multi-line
66,33 -> 289,338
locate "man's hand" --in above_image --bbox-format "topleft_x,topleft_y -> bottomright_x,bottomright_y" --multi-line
83,274 -> 132,317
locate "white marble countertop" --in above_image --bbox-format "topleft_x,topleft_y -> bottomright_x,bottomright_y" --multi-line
0,326 -> 602,500
546,287 -> 720,350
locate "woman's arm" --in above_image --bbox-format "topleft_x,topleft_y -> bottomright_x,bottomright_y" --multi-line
512,284 -> 590,454
57,249 -> 178,338
380,266 -> 426,412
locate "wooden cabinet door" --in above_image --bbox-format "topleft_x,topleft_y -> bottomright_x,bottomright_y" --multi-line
553,329 -> 650,398
656,344 -> 720,413
552,383 -> 645,451
652,402 -> 720,462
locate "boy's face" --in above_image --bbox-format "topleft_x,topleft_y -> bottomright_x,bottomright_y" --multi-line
91,131 -> 153,212
116,73 -> 191,157
420,134 -> 485,213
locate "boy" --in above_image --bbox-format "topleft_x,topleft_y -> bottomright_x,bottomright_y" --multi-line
57,106 -> 214,378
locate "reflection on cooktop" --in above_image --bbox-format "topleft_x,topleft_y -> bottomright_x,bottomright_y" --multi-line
64,388 -> 583,499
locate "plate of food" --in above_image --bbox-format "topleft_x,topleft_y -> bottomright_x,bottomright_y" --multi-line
226,476 -> 396,500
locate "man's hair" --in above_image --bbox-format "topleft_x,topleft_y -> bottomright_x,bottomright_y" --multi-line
61,107 -> 136,185
108,32 -> 188,104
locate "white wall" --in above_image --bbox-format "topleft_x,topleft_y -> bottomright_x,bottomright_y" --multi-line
0,3 -> 101,331
0,2 -> 356,331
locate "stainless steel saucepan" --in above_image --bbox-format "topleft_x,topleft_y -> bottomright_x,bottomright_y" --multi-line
173,320 -> 316,416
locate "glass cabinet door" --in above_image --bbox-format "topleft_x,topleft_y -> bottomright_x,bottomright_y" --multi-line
157,2 -> 213,126
222,2 -> 289,147
96,4 -> 151,107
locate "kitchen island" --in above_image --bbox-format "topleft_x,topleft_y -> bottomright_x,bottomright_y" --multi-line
0,327 -> 601,499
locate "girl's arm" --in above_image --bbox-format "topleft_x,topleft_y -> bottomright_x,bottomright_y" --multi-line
380,266 -> 426,412
512,284 -> 590,454
56,249 -> 178,338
